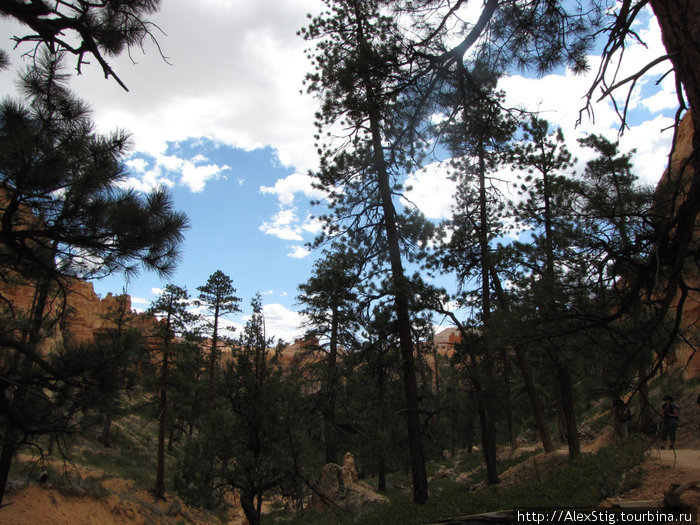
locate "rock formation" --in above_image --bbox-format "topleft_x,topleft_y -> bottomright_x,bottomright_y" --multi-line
310,452 -> 388,513
0,275 -> 157,352
655,113 -> 700,378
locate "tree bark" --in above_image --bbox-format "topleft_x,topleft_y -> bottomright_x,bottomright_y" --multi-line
324,307 -> 339,465
476,145 -> 499,484
154,312 -> 171,500
503,354 -> 518,451
240,490 -> 261,525
101,410 -> 113,448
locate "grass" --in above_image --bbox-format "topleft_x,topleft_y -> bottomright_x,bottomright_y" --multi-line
282,438 -> 647,525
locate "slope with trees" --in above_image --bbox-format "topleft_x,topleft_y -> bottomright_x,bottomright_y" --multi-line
0,52 -> 187,506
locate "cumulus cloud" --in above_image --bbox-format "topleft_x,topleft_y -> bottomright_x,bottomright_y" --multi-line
260,172 -> 326,206
118,152 -> 230,193
259,205 -> 323,244
404,162 -> 457,220
261,303 -> 304,342
259,208 -> 304,241
287,245 -> 310,259
0,0 -> 322,189
398,13 -> 676,226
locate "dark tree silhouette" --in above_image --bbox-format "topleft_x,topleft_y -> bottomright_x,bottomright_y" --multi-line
196,270 -> 240,418
0,53 -> 187,506
0,0 -> 164,90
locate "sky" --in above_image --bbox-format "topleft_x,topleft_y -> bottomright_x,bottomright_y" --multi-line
0,1 -> 680,342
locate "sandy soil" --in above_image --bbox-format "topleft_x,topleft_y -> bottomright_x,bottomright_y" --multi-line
609,449 -> 700,509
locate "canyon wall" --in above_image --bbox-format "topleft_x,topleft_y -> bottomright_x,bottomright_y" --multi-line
655,113 -> 700,378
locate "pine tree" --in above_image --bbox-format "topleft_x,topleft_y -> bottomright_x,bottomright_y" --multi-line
432,72 -> 517,483
178,295 -> 302,525
0,0 -> 164,91
301,0 -> 430,503
297,243 -> 362,465
508,117 -> 582,458
196,270 -> 241,418
0,53 -> 187,505
147,284 -> 199,500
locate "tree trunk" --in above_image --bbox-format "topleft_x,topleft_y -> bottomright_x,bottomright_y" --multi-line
472,374 -> 499,484
240,490 -> 261,525
503,355 -> 518,451
476,146 -> 499,484
377,444 -> 387,493
324,307 -> 339,465
376,351 -> 387,493
648,0 -> 700,330
490,268 -> 554,453
555,383 -> 567,444
0,428 -> 18,507
557,363 -> 580,459
355,11 -> 428,502
650,1 -> 700,121
637,363 -> 657,434
206,303 -> 220,418
154,316 -> 171,500
101,410 -> 113,448
514,346 -> 554,452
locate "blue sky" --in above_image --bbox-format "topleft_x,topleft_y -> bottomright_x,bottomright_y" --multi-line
0,1 -> 679,341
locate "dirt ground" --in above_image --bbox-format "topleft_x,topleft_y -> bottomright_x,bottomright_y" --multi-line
611,448 -> 700,509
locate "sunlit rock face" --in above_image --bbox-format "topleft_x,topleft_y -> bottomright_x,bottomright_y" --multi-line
0,274 -> 147,350
654,113 -> 700,378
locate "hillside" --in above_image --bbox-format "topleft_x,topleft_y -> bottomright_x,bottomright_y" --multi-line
1,384 -> 698,524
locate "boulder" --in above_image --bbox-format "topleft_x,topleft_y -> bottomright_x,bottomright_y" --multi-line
310,452 -> 388,512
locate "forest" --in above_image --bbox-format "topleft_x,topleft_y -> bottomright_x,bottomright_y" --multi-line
0,0 -> 699,524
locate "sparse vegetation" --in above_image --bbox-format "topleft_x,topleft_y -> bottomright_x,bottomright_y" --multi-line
1,0 -> 700,523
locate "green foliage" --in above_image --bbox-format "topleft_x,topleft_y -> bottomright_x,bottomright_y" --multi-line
177,295 -> 308,524
196,270 -> 241,335
0,51 -> 187,505
286,440 -> 646,525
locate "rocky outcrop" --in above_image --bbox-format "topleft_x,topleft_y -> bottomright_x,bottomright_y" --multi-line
309,452 -> 388,512
0,275 -> 157,351
655,113 -> 700,378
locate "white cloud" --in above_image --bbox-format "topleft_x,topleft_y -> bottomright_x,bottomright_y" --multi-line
287,245 -> 310,259
261,303 -> 304,342
619,114 -> 676,186
259,206 -> 323,243
259,208 -> 304,241
118,152 -> 230,193
73,0 -> 321,176
301,213 -> 324,235
498,15 -> 675,191
0,0 -> 322,190
126,158 -> 149,173
180,161 -> 229,193
404,162 -> 457,220
396,13 -> 675,227
260,172 -> 325,205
